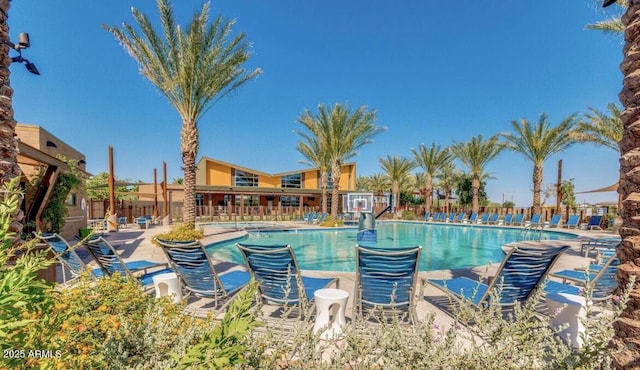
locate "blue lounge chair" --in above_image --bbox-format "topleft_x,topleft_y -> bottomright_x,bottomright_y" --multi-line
236,243 -> 337,313
580,236 -> 620,258
84,237 -> 172,289
545,253 -> 618,302
430,212 -> 440,222
428,244 -> 569,309
313,213 -> 327,224
156,239 -> 251,308
488,213 -> 500,224
455,212 -> 465,223
478,213 -> 490,224
447,213 -> 456,223
526,214 -> 542,227
512,213 -> 525,226
467,213 -> 478,224
438,212 -> 447,222
502,213 -> 514,225
562,215 -> 580,229
423,212 -> 431,221
354,245 -> 422,323
545,214 -> 562,228
582,215 -> 603,230
37,232 -> 103,283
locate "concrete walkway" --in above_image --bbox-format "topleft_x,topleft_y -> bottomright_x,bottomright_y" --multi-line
67,220 -> 619,326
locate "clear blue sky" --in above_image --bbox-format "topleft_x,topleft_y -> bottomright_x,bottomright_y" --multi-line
9,1 -> 624,207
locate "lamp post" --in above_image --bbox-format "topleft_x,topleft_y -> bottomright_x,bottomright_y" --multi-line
2,32 -> 39,75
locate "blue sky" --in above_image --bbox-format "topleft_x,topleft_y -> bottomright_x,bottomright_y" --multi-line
9,1 -> 623,207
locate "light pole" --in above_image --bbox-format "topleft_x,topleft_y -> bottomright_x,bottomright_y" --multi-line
2,32 -> 39,75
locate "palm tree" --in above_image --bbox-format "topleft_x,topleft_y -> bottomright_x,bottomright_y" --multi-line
378,155 -> 416,213
104,0 -> 261,227
600,0 -> 640,366
450,135 -> 503,214
367,173 -> 391,196
411,143 -> 452,214
297,103 -> 384,218
0,1 -> 24,239
295,133 -> 330,214
501,113 -> 578,215
436,162 -> 461,212
575,103 -> 623,152
585,0 -> 626,34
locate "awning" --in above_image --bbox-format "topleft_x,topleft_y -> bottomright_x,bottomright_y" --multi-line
576,182 -> 618,194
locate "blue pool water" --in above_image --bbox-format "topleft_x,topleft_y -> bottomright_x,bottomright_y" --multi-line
206,222 -> 576,272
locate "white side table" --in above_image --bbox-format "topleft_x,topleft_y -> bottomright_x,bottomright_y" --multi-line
313,288 -> 349,340
153,272 -> 182,303
546,292 -> 587,348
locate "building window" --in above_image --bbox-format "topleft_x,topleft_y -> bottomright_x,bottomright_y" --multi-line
281,173 -> 303,188
280,196 -> 300,207
66,193 -> 76,206
196,194 -> 204,207
233,169 -> 259,187
235,195 -> 259,206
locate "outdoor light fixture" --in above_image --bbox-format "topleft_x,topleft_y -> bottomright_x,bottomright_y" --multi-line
603,0 -> 617,7
78,159 -> 86,165
2,32 -> 40,75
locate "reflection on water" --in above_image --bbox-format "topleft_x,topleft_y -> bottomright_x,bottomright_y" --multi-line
206,223 -> 575,272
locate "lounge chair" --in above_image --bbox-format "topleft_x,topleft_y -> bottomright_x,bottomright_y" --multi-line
155,239 -> 251,309
525,214 -> 542,227
236,243 -> 337,314
545,253 -> 618,302
502,213 -> 514,226
545,214 -> 562,228
84,237 -> 172,289
477,213 -> 490,224
467,213 -> 478,224
37,232 -> 102,283
512,213 -> 525,226
313,213 -> 327,224
562,215 -> 580,229
579,236 -> 620,258
354,245 -> 422,323
428,244 -> 569,310
423,212 -> 431,221
430,212 -> 440,222
118,216 -> 127,228
455,212 -> 465,223
438,212 -> 447,222
488,213 -> 500,224
447,213 -> 456,223
581,215 -> 603,230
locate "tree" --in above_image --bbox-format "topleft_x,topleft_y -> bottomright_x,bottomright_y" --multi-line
378,155 -> 416,212
411,143 -> 452,214
86,172 -> 139,200
575,103 -> 623,152
454,173 -> 488,210
560,179 -> 577,212
450,135 -> 503,213
436,162 -> 460,212
600,1 -> 640,365
104,0 -> 261,227
501,113 -> 578,215
585,0 -> 627,34
0,1 -> 24,240
366,173 -> 391,196
295,128 -> 330,214
172,177 -> 184,184
296,103 -> 384,218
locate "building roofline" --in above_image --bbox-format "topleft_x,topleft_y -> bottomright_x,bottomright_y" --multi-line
197,156 -> 356,178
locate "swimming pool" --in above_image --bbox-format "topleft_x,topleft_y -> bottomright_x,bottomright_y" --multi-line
205,222 -> 576,272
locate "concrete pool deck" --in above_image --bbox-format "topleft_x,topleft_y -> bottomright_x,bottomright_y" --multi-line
71,220 -> 619,326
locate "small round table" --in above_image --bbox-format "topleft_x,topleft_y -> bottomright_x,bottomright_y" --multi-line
545,292 -> 587,348
313,288 -> 349,340
152,272 -> 182,304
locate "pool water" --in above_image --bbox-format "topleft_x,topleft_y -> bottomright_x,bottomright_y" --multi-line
206,222 -> 576,272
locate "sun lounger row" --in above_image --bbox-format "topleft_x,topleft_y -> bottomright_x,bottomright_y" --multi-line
423,212 -> 589,229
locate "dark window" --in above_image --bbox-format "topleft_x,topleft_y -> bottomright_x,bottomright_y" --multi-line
233,169 -> 259,187
281,173 -> 303,188
280,196 -> 300,207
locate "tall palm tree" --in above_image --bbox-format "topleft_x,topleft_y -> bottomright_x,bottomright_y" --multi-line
585,0 -> 627,34
501,113 -> 578,215
296,132 -> 330,214
575,103 -> 623,152
600,0 -> 640,366
450,135 -> 503,214
0,1 -> 24,239
297,103 -> 384,218
367,173 -> 391,196
411,143 -> 452,213
104,0 -> 261,227
378,155 -> 416,213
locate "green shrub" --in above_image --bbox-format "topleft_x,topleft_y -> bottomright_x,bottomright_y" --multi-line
400,210 -> 415,220
152,223 -> 204,244
320,216 -> 344,227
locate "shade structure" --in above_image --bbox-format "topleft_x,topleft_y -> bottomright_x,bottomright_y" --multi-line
576,182 -> 618,194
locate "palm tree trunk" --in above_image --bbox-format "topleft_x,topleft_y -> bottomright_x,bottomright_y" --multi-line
471,177 -> 480,213
181,119 -> 199,227
613,2 -> 640,367
425,175 -> 433,213
532,164 -> 543,215
330,161 -> 341,218
393,182 -> 399,216
0,2 -> 24,239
